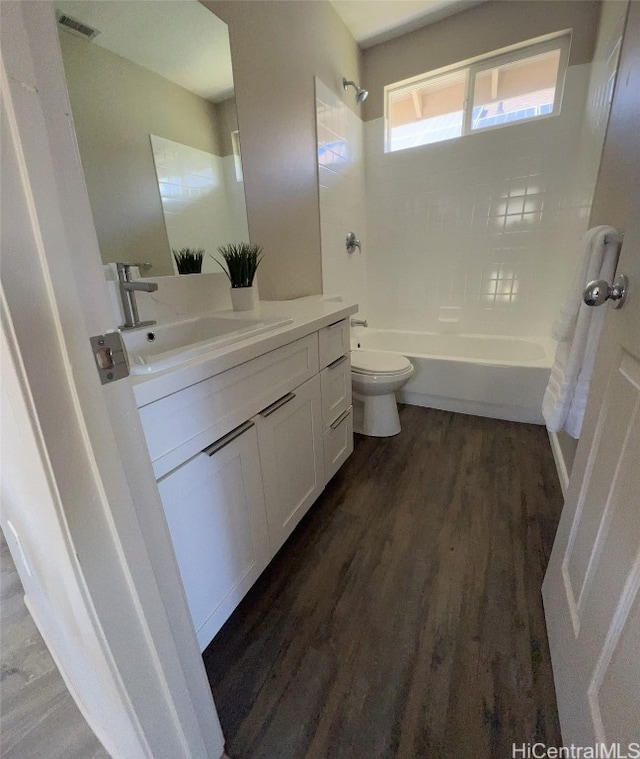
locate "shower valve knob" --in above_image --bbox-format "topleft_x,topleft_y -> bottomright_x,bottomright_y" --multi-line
583,274 -> 628,309
346,232 -> 361,254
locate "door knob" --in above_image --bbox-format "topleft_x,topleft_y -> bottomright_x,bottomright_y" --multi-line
583,274 -> 628,309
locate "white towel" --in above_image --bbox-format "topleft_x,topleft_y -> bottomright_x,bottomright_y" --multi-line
542,225 -> 619,439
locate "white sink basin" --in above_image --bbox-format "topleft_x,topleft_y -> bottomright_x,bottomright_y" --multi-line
123,312 -> 293,375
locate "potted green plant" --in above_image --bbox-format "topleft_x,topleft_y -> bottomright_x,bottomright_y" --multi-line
214,242 -> 264,310
173,247 -> 204,274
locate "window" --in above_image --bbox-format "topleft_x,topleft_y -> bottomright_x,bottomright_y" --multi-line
385,33 -> 570,152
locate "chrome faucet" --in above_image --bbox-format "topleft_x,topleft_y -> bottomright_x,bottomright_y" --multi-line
351,318 -> 368,327
116,262 -> 158,330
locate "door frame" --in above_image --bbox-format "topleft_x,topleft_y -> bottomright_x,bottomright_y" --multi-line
1,2 -> 224,756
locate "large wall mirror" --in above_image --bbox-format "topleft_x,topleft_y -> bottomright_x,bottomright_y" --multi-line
55,0 -> 248,276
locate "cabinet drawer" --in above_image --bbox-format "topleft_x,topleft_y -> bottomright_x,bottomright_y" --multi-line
318,319 -> 350,369
140,333 -> 319,478
320,354 -> 352,429
323,406 -> 353,484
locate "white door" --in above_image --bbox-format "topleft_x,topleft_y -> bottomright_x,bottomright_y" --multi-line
542,9 -> 640,745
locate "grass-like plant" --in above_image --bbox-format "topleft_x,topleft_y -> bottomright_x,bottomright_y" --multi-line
173,247 -> 204,274
214,242 -> 264,288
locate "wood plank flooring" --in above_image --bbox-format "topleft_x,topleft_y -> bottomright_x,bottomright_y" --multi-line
0,531 -> 109,759
204,406 -> 564,759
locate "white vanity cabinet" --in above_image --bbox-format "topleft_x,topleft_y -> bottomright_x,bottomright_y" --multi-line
136,314 -> 355,650
318,324 -> 354,484
256,374 -> 324,554
157,422 -> 270,649
139,333 -> 319,480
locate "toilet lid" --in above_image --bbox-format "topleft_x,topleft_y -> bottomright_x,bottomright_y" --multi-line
351,349 -> 412,374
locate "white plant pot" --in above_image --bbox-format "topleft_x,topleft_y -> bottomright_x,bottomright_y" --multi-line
230,286 -> 257,311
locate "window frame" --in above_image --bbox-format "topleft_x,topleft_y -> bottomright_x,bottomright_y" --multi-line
384,32 -> 571,153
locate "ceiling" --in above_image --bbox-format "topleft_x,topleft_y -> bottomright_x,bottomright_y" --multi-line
54,0 -> 233,102
54,0 -> 487,102
329,0 -> 487,48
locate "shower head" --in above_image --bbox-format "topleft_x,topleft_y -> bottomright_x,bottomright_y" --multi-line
343,77 -> 368,104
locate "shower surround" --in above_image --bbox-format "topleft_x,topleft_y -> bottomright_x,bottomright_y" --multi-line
363,3 -> 625,338
315,1 -> 626,421
316,78 -> 368,320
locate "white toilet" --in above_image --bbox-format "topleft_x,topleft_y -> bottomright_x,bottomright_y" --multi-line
351,349 -> 414,437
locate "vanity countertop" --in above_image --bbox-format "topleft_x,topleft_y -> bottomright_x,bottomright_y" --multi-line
129,298 -> 358,408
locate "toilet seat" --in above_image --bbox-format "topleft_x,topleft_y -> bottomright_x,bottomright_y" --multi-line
351,349 -> 412,375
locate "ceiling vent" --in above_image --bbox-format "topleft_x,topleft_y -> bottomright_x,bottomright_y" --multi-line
56,11 -> 100,41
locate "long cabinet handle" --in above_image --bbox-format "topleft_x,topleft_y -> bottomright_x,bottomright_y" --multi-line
203,420 -> 255,457
330,406 -> 352,430
259,392 -> 296,418
327,354 -> 348,370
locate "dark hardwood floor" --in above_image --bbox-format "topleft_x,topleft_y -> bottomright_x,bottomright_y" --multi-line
204,405 -> 564,759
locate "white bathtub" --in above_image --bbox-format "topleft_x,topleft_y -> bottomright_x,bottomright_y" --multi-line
351,328 -> 555,424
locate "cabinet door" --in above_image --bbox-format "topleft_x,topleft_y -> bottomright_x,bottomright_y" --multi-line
157,423 -> 269,651
257,374 -> 325,554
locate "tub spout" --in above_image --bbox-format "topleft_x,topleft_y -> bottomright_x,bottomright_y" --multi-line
351,318 -> 368,327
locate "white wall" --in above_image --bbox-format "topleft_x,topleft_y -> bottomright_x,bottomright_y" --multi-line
315,78 -> 368,318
